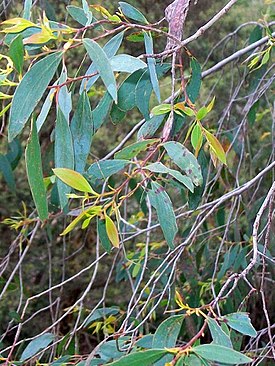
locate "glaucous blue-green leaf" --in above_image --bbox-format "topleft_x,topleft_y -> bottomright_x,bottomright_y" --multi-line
6,139 -> 22,170
98,337 -> 130,361
136,334 -> 153,349
145,162 -> 194,192
137,114 -> 165,140
9,35 -> 24,75
143,32 -> 161,102
51,356 -> 71,366
119,2 -> 148,24
54,109 -> 74,210
135,64 -> 171,120
84,307 -> 119,327
106,349 -> 167,366
163,142 -> 203,186
180,354 -> 208,366
36,81 -> 57,132
0,154 -> 16,191
86,159 -> 130,181
152,315 -> 183,365
20,333 -> 54,361
58,66 -> 72,122
148,181 -> 178,249
110,104 -> 126,124
222,313 -> 257,337
67,5 -> 94,25
8,52 -> 62,141
83,39 -> 117,102
93,92 -> 113,131
207,318 -> 232,348
188,150 -> 208,209
82,0 -> 93,25
110,54 -> 147,73
193,344 -> 252,364
23,0 -> 33,20
98,218 -> 112,253
71,92 -> 93,173
25,120 -> 48,220
81,32 -> 124,93
115,139 -> 159,159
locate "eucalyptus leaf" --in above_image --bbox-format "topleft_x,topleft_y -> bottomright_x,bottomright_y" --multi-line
119,2 -> 148,24
193,344 -> 252,364
144,31 -> 161,102
222,313 -> 257,337
20,333 -> 54,361
106,349 -> 167,366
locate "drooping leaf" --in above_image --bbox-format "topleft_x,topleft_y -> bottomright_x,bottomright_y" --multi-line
191,123 -> 203,154
204,129 -> 226,165
106,349 -> 167,366
163,142 -> 203,186
143,31 -> 161,102
36,81 -> 57,132
52,168 -> 95,194
152,315 -> 183,365
115,139 -> 159,159
8,52 -> 62,141
57,66 -> 72,123
83,39 -> 117,102
86,159 -> 130,181
137,114 -> 165,140
148,181 -> 178,249
67,5 -> 91,25
6,139 -> 22,169
97,218 -> 112,253
105,216 -> 120,248
20,333 -> 54,362
25,120 -> 48,220
188,57 -> 202,103
9,35 -> 24,75
93,92 -> 113,132
222,313 -> 257,337
81,32 -> 124,93
207,318 -> 232,348
145,162 -> 194,192
0,154 -> 16,191
23,0 -> 33,20
1,17 -> 38,33
193,344 -> 252,364
70,92 -> 93,173
54,109 -> 74,210
118,2 -> 148,24
110,54 -> 147,73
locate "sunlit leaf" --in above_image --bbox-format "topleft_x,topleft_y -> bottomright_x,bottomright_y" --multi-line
204,129 -> 227,165
151,104 -> 172,116
53,168 -> 96,194
105,216 -> 120,248
61,206 -> 102,236
1,18 -> 38,34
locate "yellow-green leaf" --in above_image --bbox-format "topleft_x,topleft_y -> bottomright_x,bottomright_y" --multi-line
151,104 -> 172,116
61,206 -> 102,236
105,216 -> 120,248
1,18 -> 38,33
204,129 -> 227,165
206,96 -> 216,113
52,168 -> 96,194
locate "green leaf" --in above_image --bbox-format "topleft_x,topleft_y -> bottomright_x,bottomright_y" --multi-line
204,130 -> 226,165
207,318 -> 232,348
61,206 -> 101,236
54,109 -> 74,210
110,54 -> 147,73
144,31 -> 161,102
115,139 -> 159,159
222,313 -> 257,337
9,34 -> 24,75
70,92 -> 93,173
8,52 -> 62,141
20,333 -> 54,361
36,82 -> 57,132
182,354 -> 208,366
25,120 -> 48,220
93,92 -> 113,132
97,218 -> 112,253
23,0 -> 33,20
106,349 -> 167,366
151,104 -> 172,116
188,58 -> 202,103
152,315 -> 183,365
119,2 -> 148,24
86,159 -> 130,181
81,32 -> 124,93
67,5 -> 90,25
148,181 -> 178,249
163,142 -> 203,186
105,216 -> 119,248
193,344 -> 252,364
137,114 -> 165,140
191,124 -> 203,152
197,107 -> 208,121
145,162 -> 194,192
0,154 -> 16,191
53,168 -> 95,194
206,96 -> 215,113
83,39 -> 117,102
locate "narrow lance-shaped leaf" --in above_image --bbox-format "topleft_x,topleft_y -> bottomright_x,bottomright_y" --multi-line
23,0 -> 33,20
105,216 -> 120,248
20,333 -> 54,362
52,168 -> 96,194
118,2 -> 149,24
193,344 -> 252,365
54,108 -> 74,210
70,91 -> 93,173
204,129 -> 227,165
143,31 -> 161,102
115,139 -> 159,160
148,181 -> 178,249
8,52 -> 62,141
83,39 -> 117,102
25,119 -> 48,220
0,154 -> 16,191
9,35 -> 24,76
106,349 -> 168,366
